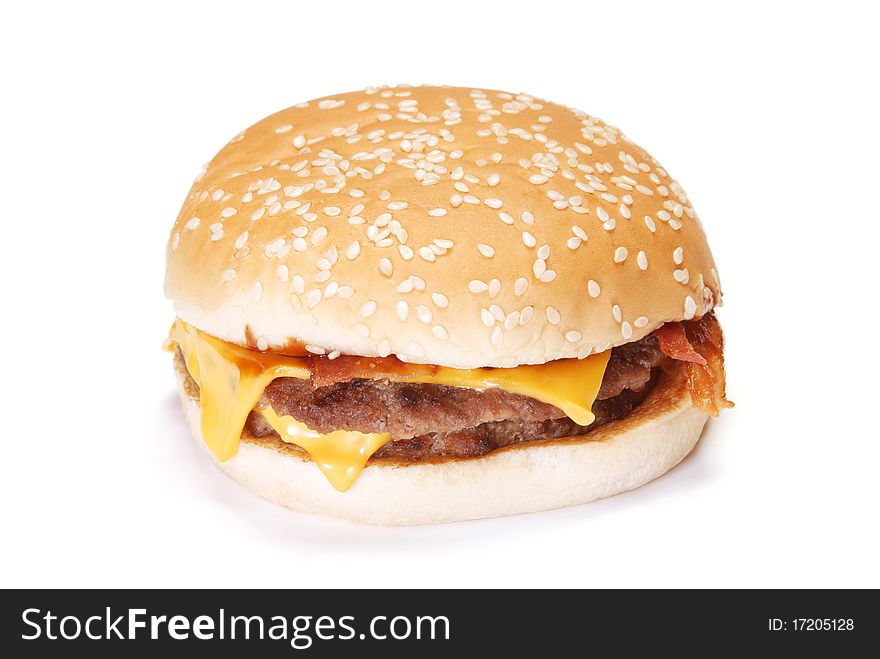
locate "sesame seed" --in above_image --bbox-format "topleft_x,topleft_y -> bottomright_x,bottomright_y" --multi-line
634,316 -> 649,328
431,292 -> 449,308
673,247 -> 684,264
469,280 -> 489,293
398,245 -> 414,260
621,321 -> 633,339
185,217 -> 200,230
234,231 -> 249,249
487,173 -> 501,186
588,280 -> 601,297
397,279 -> 415,293
529,174 -> 548,185
515,278 -> 529,296
257,336 -> 269,351
379,258 -> 393,277
387,201 -> 408,210
488,278 -> 501,298
520,306 -> 534,325
323,206 -> 341,216
346,241 -> 361,260
416,305 -> 432,323
360,300 -> 377,318
484,198 -> 503,209
644,216 -> 656,232
684,295 -> 697,319
292,275 -> 305,294
612,305 -> 622,323
418,246 -> 437,262
481,309 -> 495,327
637,250 -> 648,270
498,212 -> 514,225
673,268 -> 690,284
565,330 -> 582,343
432,325 -> 449,340
522,231 -> 536,248
428,208 -> 448,217
491,326 -> 503,346
614,246 -> 628,263
521,211 -> 535,225
537,244 -> 550,260
306,289 -> 322,309
546,306 -> 561,325
478,243 -> 495,258
396,300 -> 409,321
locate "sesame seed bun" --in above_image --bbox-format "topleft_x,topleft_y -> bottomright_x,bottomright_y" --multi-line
165,85 -> 721,368
174,359 -> 708,525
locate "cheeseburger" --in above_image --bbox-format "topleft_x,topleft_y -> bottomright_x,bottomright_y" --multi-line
165,85 -> 732,525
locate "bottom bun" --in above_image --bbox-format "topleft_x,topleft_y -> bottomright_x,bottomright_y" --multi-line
174,364 -> 709,525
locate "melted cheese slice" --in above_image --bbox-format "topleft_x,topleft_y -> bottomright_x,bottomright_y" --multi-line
169,319 -> 610,491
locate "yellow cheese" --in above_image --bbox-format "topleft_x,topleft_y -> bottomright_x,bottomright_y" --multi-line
169,319 -> 610,491
258,405 -> 390,492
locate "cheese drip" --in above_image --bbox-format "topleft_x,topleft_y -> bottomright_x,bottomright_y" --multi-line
169,319 -> 610,491
259,405 -> 389,491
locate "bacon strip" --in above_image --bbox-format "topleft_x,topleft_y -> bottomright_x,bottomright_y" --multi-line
654,322 -> 707,365
657,314 -> 733,416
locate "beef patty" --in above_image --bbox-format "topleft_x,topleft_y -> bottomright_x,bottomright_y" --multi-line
175,333 -> 666,460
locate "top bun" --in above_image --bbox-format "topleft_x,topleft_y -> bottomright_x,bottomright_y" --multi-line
165,85 -> 721,368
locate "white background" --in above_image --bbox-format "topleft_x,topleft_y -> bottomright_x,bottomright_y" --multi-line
2,1 -> 878,588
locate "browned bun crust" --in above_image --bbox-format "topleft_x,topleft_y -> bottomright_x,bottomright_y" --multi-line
165,85 -> 721,369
